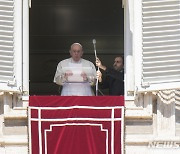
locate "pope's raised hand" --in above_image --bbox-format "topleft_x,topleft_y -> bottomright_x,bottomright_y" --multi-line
64,70 -> 73,80
81,72 -> 88,81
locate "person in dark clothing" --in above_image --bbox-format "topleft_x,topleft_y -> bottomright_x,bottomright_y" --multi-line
96,56 -> 124,95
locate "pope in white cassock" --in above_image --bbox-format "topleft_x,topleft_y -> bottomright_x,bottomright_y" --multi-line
54,43 -> 96,96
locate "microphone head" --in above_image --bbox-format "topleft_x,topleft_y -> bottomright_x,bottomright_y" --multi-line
92,39 -> 96,44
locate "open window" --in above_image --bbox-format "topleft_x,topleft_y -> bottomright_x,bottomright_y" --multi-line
30,0 -> 124,95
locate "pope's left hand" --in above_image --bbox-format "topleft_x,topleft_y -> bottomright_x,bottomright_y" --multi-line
81,72 -> 88,81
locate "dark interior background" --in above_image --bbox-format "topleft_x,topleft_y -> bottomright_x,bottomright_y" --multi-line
30,0 -> 124,95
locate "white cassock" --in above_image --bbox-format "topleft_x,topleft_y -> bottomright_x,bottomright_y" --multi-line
54,58 -> 96,96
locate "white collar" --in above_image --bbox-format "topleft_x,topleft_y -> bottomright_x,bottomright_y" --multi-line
70,58 -> 82,63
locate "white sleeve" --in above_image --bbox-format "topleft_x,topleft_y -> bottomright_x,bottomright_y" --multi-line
88,61 -> 97,86
90,62 -> 97,78
53,62 -> 64,85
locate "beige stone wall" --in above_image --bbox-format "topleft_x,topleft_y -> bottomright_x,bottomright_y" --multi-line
125,91 -> 180,154
0,93 -> 28,154
1,91 -> 180,153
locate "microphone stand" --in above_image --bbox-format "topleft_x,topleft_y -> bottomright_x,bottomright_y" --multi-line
95,67 -> 99,96
93,39 -> 99,96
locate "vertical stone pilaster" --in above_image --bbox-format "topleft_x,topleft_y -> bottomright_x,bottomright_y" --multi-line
0,95 -> 4,139
0,95 -> 3,136
3,93 -> 12,115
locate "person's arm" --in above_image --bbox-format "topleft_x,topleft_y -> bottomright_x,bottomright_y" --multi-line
96,57 -> 123,80
105,68 -> 124,81
53,62 -> 65,85
95,57 -> 110,89
97,69 -> 112,90
95,57 -> 106,71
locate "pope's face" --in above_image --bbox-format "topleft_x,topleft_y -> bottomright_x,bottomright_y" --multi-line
70,44 -> 83,62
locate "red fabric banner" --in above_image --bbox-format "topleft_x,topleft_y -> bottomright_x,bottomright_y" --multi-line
29,96 -> 124,154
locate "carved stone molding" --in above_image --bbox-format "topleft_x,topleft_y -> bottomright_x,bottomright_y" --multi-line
154,89 -> 180,110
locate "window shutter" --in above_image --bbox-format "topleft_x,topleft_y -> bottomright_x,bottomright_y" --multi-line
0,0 -> 22,92
140,0 -> 180,91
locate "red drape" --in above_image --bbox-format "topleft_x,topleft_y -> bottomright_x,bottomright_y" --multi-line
29,96 -> 124,154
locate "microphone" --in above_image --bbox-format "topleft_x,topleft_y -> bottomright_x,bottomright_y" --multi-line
92,39 -> 97,58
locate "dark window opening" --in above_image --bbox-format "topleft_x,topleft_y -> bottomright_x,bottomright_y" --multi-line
30,0 -> 124,95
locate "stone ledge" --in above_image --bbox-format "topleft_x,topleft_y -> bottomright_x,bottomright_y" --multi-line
4,109 -> 27,120
13,107 -> 28,110
125,108 -> 152,119
126,134 -> 180,145
0,135 -> 28,146
4,126 -> 27,135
